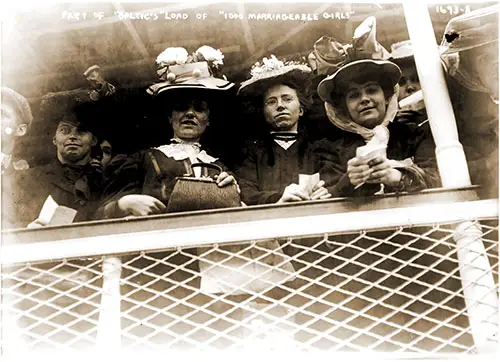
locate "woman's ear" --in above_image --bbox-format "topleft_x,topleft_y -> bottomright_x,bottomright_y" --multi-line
52,137 -> 57,146
299,107 -> 304,117
91,136 -> 98,147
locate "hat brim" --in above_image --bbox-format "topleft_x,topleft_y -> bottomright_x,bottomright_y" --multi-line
147,78 -> 234,96
237,65 -> 311,96
317,59 -> 401,104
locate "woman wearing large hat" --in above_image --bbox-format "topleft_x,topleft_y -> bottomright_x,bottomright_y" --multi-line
97,45 -> 238,218
235,55 -> 330,205
312,18 -> 441,197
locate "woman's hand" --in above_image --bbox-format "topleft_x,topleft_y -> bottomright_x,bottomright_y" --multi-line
277,183 -> 310,204
117,194 -> 166,216
366,156 -> 402,187
215,172 -> 240,193
347,157 -> 373,187
310,180 -> 331,200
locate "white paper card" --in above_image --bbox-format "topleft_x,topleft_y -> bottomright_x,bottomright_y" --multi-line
299,173 -> 320,196
38,195 -> 77,226
38,195 -> 59,225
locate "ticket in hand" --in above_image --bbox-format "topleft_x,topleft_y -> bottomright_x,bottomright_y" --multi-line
355,145 -> 387,164
299,173 -> 320,196
38,195 -> 78,226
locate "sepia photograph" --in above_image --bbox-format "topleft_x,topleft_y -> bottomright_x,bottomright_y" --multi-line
0,0 -> 498,358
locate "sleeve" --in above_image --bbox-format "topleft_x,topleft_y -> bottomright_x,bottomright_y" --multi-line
234,142 -> 283,205
310,139 -> 358,197
387,124 -> 441,193
94,151 -> 146,219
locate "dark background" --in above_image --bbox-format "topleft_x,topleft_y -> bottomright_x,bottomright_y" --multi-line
2,2 -> 495,168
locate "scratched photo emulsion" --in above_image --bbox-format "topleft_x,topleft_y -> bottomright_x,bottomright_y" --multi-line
0,1 -> 498,357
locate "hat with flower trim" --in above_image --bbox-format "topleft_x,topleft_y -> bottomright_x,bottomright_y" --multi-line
237,55 -> 312,97
147,46 -> 234,96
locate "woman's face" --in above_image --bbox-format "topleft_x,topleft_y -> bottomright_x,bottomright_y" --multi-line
263,84 -> 303,132
170,99 -> 210,141
52,121 -> 95,165
344,81 -> 387,129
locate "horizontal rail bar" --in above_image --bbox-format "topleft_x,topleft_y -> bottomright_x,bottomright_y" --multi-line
0,187 -> 481,244
1,197 -> 497,265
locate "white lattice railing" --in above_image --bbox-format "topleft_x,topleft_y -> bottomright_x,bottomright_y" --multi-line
1,188 -> 498,355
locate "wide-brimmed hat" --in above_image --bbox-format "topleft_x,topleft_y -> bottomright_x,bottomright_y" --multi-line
147,46 -> 234,96
237,55 -> 312,97
440,4 -> 499,55
317,59 -> 402,105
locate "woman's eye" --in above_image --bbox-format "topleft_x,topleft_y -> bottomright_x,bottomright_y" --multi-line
283,96 -> 293,102
347,92 -> 359,99
265,99 -> 277,106
366,87 -> 380,94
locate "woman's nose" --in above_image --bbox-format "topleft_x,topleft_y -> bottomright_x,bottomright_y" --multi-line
406,84 -> 416,94
185,108 -> 196,117
276,99 -> 285,110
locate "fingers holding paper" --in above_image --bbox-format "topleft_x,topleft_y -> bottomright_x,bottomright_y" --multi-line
347,157 -> 373,187
311,180 -> 331,200
278,183 -> 310,203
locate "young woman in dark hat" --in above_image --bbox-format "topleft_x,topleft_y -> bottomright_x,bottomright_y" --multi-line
311,20 -> 441,197
235,55 -> 330,205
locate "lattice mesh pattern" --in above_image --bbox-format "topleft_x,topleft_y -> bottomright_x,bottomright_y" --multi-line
1,219 -> 498,352
1,258 -> 104,350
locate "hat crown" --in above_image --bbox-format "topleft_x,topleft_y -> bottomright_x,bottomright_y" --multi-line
390,40 -> 414,59
237,55 -> 312,96
155,46 -> 225,81
308,16 -> 390,77
148,45 -> 234,95
440,4 -> 499,53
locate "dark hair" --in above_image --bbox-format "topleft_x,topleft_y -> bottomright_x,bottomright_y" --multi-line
330,74 -> 396,116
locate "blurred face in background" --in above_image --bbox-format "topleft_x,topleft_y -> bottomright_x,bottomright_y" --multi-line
398,64 -> 422,101
1,103 -> 28,155
169,98 -> 210,142
53,121 -> 95,165
469,42 -> 499,100
263,84 -> 303,132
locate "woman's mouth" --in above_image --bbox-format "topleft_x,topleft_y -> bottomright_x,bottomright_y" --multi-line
359,107 -> 375,114
275,113 -> 290,119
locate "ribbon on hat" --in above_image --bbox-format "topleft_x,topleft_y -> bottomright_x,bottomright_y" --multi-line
308,16 -> 391,76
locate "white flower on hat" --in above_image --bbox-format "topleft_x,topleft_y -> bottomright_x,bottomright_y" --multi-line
156,47 -> 189,66
250,55 -> 285,76
195,45 -> 224,66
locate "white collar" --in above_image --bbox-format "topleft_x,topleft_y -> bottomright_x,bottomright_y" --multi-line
155,143 -> 218,163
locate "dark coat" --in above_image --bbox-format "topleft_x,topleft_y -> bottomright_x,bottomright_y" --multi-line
2,160 -> 102,228
310,120 -> 441,197
234,134 -> 314,205
98,148 -> 230,218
